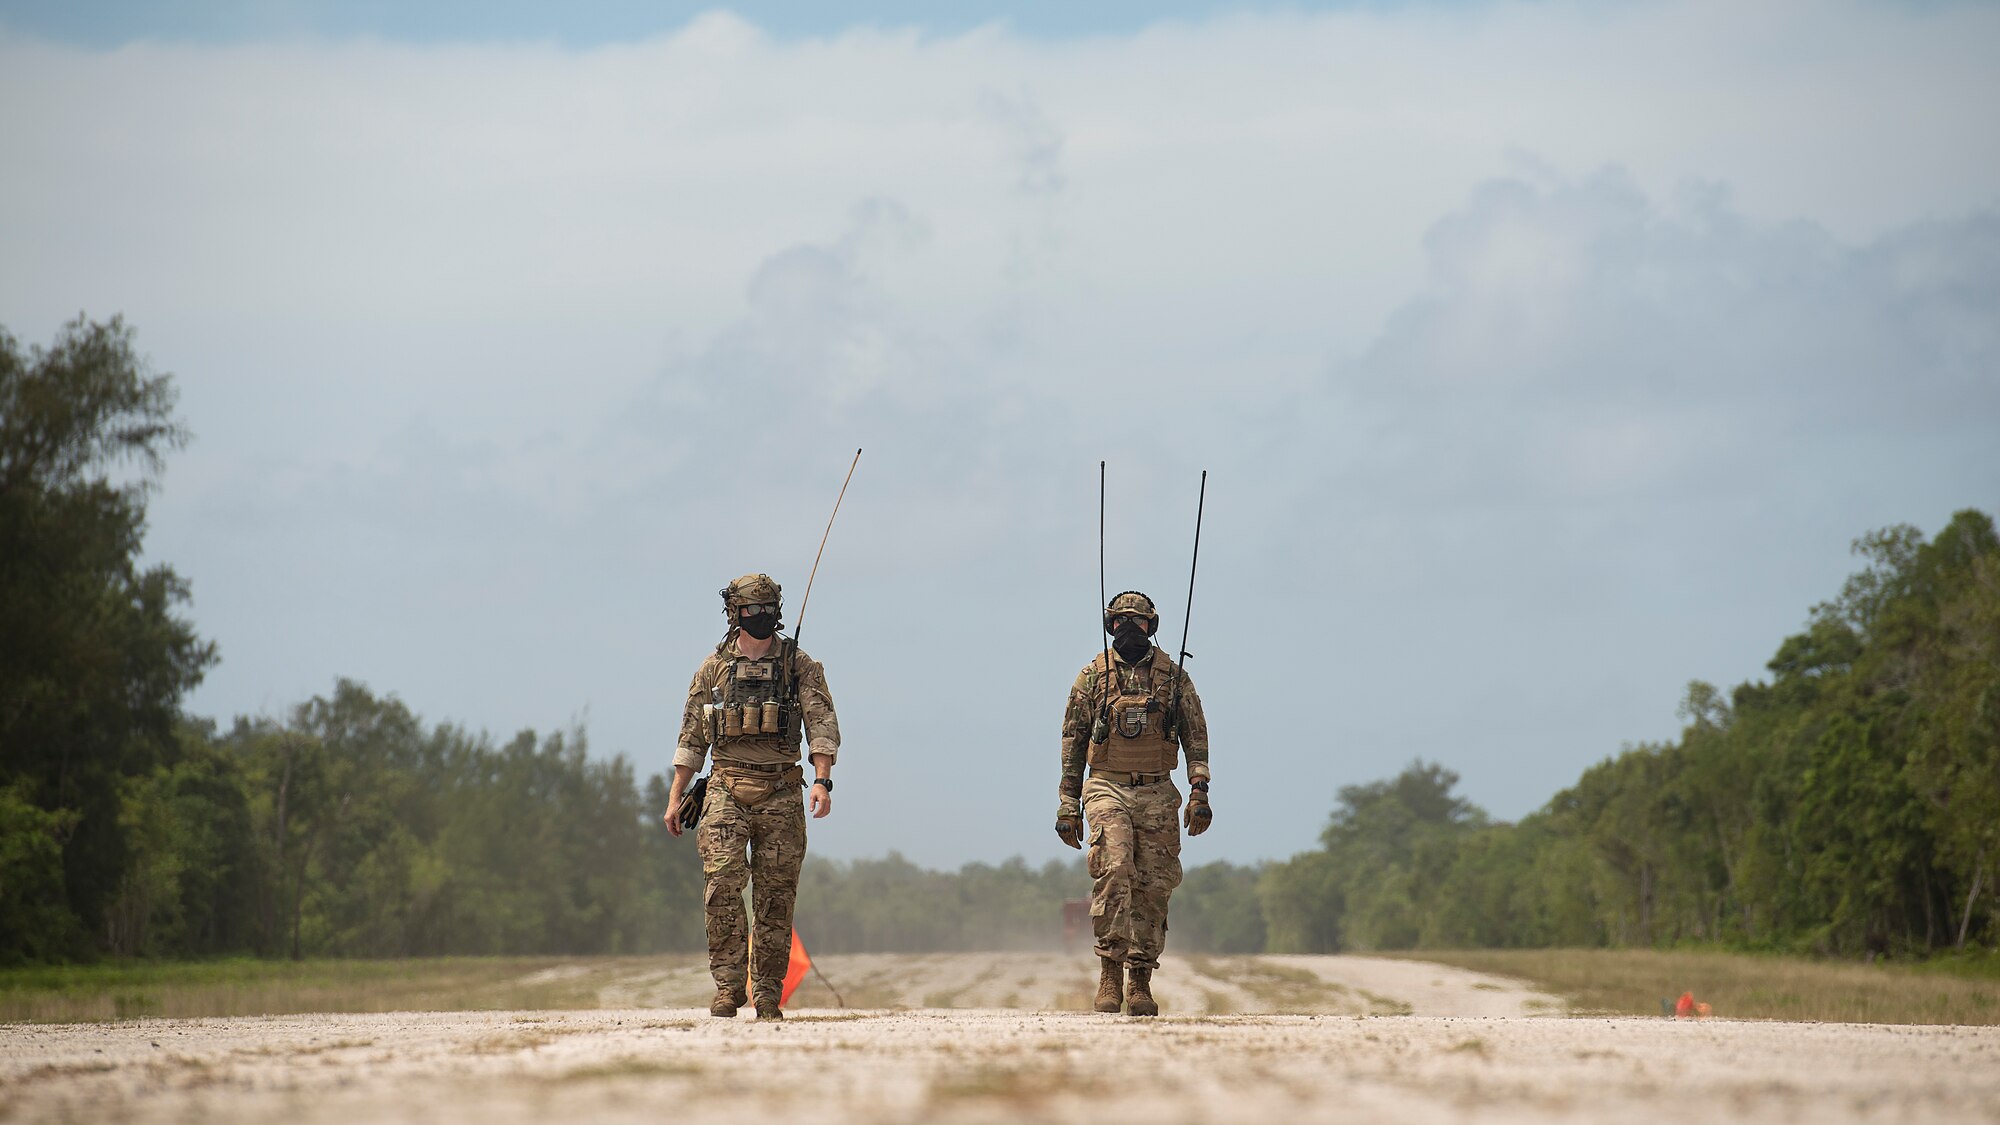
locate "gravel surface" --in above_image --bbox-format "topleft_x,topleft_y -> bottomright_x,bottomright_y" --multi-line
5,955 -> 1997,1124
584,951 -> 1553,1016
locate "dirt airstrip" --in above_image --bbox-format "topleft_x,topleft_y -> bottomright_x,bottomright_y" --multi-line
5,954 -> 1997,1124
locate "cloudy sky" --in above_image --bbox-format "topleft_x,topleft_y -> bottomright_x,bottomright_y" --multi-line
3,0 -> 1996,867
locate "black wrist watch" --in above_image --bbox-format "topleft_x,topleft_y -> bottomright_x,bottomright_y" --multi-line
813,777 -> 833,792
1190,779 -> 1210,792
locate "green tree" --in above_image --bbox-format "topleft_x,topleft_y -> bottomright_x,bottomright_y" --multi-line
1257,761 -> 1488,953
0,317 -> 215,957
0,782 -> 80,963
1258,849 -> 1342,953
1172,861 -> 1269,953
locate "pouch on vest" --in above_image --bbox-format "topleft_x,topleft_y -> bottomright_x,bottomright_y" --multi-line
724,654 -> 796,740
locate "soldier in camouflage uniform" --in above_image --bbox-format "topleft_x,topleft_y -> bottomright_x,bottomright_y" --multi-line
664,574 -> 841,1020
1056,590 -> 1211,1016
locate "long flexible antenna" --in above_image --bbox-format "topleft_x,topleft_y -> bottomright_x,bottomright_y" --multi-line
1166,471 -> 1207,737
1099,460 -> 1108,644
1093,461 -> 1111,744
792,448 -> 861,647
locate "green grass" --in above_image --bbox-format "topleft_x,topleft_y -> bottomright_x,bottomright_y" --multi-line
1906,949 -> 2000,981
0,955 -> 702,1023
1389,948 -> 2000,1026
1185,955 -> 1353,1014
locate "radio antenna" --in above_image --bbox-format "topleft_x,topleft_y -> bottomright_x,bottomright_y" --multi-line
792,448 -> 861,647
1093,461 -> 1111,744
1165,470 -> 1207,738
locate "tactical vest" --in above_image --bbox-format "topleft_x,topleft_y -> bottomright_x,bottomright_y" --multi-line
1086,648 -> 1185,774
707,638 -> 802,751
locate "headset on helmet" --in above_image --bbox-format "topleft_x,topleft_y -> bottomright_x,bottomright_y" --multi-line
1104,590 -> 1158,636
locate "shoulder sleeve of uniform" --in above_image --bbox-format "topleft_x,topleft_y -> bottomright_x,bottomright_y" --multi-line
790,645 -> 823,688
675,653 -> 726,769
1075,653 -> 1110,688
1169,662 -> 1209,765
698,651 -> 729,685
1060,654 -> 1105,791
683,654 -> 724,711
792,644 -> 841,761
1065,656 -> 1113,724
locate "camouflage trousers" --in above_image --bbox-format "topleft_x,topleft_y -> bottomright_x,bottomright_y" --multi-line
1082,776 -> 1184,970
695,776 -> 806,1002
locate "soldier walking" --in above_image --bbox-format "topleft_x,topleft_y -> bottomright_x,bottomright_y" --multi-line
665,574 -> 841,1019
1055,590 -> 1211,1016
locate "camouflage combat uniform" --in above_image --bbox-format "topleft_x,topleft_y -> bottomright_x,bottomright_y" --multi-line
1060,641 -> 1209,973
676,634 -> 840,1008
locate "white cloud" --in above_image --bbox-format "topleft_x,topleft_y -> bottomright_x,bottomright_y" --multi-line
1276,162 -> 1997,824
1,1 -> 1996,863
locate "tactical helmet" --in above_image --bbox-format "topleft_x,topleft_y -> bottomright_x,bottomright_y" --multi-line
720,573 -> 783,621
1104,590 -> 1158,636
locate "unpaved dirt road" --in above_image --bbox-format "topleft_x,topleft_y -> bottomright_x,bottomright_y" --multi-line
588,950 -> 1556,1017
6,954 -> 1998,1124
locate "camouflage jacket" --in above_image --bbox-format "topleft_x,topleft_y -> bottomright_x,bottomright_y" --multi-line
674,634 -> 840,771
1059,643 -> 1208,797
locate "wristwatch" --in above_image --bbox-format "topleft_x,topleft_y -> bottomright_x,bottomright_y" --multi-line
1190,779 -> 1210,793
813,777 -> 833,793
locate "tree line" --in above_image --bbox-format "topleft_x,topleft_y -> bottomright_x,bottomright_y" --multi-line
1258,510 -> 2000,958
0,316 -> 1252,962
3,317 -> 1993,963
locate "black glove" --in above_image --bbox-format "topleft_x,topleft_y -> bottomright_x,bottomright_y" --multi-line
678,774 -> 709,832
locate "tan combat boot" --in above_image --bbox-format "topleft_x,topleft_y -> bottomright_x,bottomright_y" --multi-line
710,983 -> 748,1017
1094,957 -> 1124,1013
1125,967 -> 1158,1017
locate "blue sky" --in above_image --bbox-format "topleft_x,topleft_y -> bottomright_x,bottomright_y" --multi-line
3,0 -> 1996,868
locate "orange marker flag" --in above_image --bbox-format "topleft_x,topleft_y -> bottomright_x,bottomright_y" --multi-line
748,929 -> 814,1009
782,930 -> 811,1007
1675,991 -> 1694,1018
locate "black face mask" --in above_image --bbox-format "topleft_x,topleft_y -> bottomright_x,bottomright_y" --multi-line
1112,624 -> 1152,663
740,613 -> 779,640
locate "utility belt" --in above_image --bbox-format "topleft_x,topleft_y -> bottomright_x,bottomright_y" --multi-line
1090,769 -> 1174,787
710,760 -> 804,807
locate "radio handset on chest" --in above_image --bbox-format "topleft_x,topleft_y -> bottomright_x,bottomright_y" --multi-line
1113,662 -> 1164,740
